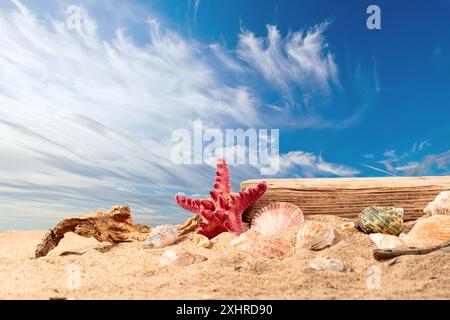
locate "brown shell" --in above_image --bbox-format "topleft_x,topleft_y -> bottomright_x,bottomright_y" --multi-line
357,206 -> 404,236
296,221 -> 335,250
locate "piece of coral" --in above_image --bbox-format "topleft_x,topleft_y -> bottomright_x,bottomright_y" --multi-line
35,205 -> 150,258
178,215 -> 201,236
176,158 -> 268,239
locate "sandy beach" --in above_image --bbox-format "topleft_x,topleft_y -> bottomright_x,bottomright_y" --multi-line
0,215 -> 449,300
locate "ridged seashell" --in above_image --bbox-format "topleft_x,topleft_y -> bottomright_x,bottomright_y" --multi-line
340,221 -> 356,232
369,233 -> 407,250
423,191 -> 450,216
230,233 -> 248,247
193,234 -> 211,248
251,202 -> 304,236
160,249 -> 206,266
143,225 -> 179,249
296,221 -> 335,250
242,236 -> 293,259
401,215 -> 450,248
357,206 -> 404,236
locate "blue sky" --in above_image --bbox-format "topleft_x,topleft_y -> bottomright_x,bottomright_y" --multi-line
0,0 -> 449,230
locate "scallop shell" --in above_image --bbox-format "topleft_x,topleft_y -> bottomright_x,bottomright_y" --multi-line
369,233 -> 407,250
251,202 -> 304,236
402,215 -> 450,248
160,249 -> 206,266
357,206 -> 404,236
423,191 -> 450,216
143,225 -> 179,249
193,234 -> 211,248
242,236 -> 293,259
296,221 -> 335,250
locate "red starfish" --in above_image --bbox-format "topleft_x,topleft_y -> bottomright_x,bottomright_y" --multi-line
176,158 -> 268,239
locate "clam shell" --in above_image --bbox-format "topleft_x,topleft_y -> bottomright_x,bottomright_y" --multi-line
143,225 -> 179,249
402,215 -> 450,248
251,202 -> 304,236
242,236 -> 293,259
369,233 -> 407,250
357,206 -> 404,236
160,249 -> 206,266
193,234 -> 211,248
423,191 -> 450,216
296,221 -> 335,250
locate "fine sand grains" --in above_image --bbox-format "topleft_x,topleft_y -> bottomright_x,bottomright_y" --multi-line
0,215 -> 449,299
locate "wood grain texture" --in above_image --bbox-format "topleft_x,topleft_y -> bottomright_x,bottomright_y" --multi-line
240,176 -> 450,222
373,238 -> 450,261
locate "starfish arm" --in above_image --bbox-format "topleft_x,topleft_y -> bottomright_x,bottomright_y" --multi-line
175,194 -> 202,215
213,157 -> 232,193
215,196 -> 246,235
197,209 -> 228,239
198,208 -> 215,221
222,213 -> 247,235
236,181 -> 268,212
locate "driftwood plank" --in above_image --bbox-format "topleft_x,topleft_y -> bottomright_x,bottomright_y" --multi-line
373,238 -> 450,261
240,176 -> 450,222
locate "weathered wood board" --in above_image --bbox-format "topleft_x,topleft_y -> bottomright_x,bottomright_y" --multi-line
241,176 -> 450,222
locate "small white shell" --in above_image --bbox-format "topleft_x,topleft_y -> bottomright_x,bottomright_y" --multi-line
296,221 -> 335,250
251,202 -> 304,236
143,225 -> 179,249
340,221 -> 356,232
193,234 -> 211,248
159,249 -> 206,266
369,233 -> 407,250
230,233 -> 248,247
309,257 -> 347,272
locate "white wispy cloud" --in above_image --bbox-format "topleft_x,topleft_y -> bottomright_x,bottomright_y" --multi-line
411,140 -> 431,153
365,145 -> 450,177
236,23 -> 338,100
278,151 -> 360,178
392,150 -> 450,176
0,1 -> 361,227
